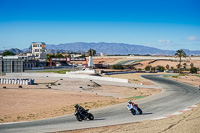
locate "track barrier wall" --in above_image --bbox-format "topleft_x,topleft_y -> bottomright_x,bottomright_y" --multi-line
6,73 -> 129,83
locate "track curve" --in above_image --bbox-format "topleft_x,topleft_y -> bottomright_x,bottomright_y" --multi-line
1,75 -> 200,133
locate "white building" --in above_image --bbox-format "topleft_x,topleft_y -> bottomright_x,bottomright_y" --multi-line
31,42 -> 47,61
70,54 -> 82,58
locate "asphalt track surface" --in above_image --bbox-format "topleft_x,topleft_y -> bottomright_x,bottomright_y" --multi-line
1,75 -> 200,133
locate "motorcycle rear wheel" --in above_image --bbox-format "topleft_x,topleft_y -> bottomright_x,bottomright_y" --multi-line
131,110 -> 136,115
87,113 -> 94,120
138,108 -> 142,114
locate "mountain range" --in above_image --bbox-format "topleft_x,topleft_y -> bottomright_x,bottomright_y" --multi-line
4,42 -> 200,55
46,42 -> 200,55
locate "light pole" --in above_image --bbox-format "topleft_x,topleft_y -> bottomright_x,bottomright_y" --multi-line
1,47 -> 6,77
0,60 -> 2,77
11,59 -> 12,79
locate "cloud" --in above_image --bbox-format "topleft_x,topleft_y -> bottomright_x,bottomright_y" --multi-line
157,39 -> 172,43
186,36 -> 200,41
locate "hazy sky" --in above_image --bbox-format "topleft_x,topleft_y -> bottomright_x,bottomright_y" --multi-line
0,0 -> 200,50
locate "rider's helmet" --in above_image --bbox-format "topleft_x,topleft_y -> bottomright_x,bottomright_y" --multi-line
128,100 -> 132,104
74,104 -> 79,108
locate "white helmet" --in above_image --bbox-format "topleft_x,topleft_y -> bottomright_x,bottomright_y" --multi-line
128,100 -> 132,104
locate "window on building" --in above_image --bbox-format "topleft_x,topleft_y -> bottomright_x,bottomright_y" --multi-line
35,49 -> 39,52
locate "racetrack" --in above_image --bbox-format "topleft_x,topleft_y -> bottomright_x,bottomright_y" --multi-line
1,75 -> 200,133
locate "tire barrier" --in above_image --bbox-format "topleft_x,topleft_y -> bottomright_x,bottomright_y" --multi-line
0,78 -> 34,85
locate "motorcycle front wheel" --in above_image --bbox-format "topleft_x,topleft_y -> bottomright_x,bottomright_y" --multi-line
76,115 -> 82,122
138,108 -> 142,114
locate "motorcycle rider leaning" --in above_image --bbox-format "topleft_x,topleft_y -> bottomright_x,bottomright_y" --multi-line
74,104 -> 86,118
127,100 -> 139,114
128,100 -> 134,105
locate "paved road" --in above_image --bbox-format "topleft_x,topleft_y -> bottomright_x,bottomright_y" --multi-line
1,75 -> 200,133
116,60 -> 136,65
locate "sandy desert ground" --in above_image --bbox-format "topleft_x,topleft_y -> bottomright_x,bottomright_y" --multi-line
169,74 -> 200,88
0,76 -> 160,123
0,56 -> 200,132
71,56 -> 200,67
59,73 -> 200,133
1,73 -> 200,133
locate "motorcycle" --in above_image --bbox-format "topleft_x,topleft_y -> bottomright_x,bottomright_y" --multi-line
74,109 -> 94,121
127,103 -> 142,115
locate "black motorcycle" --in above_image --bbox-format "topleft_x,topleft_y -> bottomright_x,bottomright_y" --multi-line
74,109 -> 94,121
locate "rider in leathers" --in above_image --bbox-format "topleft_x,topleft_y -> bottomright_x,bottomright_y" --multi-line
127,100 -> 139,114
74,104 -> 86,118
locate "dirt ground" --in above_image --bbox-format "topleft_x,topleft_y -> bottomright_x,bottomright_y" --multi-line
1,71 -> 200,133
70,58 -> 118,65
0,76 -> 160,123
60,74 -> 200,133
64,57 -> 200,133
94,57 -> 200,70
168,74 -> 200,88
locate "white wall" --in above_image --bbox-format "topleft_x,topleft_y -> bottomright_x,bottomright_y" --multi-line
6,73 -> 129,83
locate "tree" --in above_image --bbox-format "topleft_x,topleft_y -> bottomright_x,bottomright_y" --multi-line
190,63 -> 194,68
145,65 -> 151,71
190,67 -> 197,74
176,64 -> 182,70
175,49 -> 186,75
171,66 -> 174,71
88,49 -> 96,56
183,63 -> 187,69
156,65 -> 165,72
151,67 -> 156,72
166,64 -> 170,70
55,53 -> 64,58
2,50 -> 16,56
46,54 -> 56,62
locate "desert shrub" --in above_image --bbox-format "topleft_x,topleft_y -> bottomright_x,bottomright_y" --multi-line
183,63 -> 187,69
166,64 -> 170,70
190,63 -> 194,68
190,67 -> 198,73
145,65 -> 151,71
151,67 -> 156,72
156,65 -> 165,72
172,75 -> 179,78
112,64 -> 123,69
